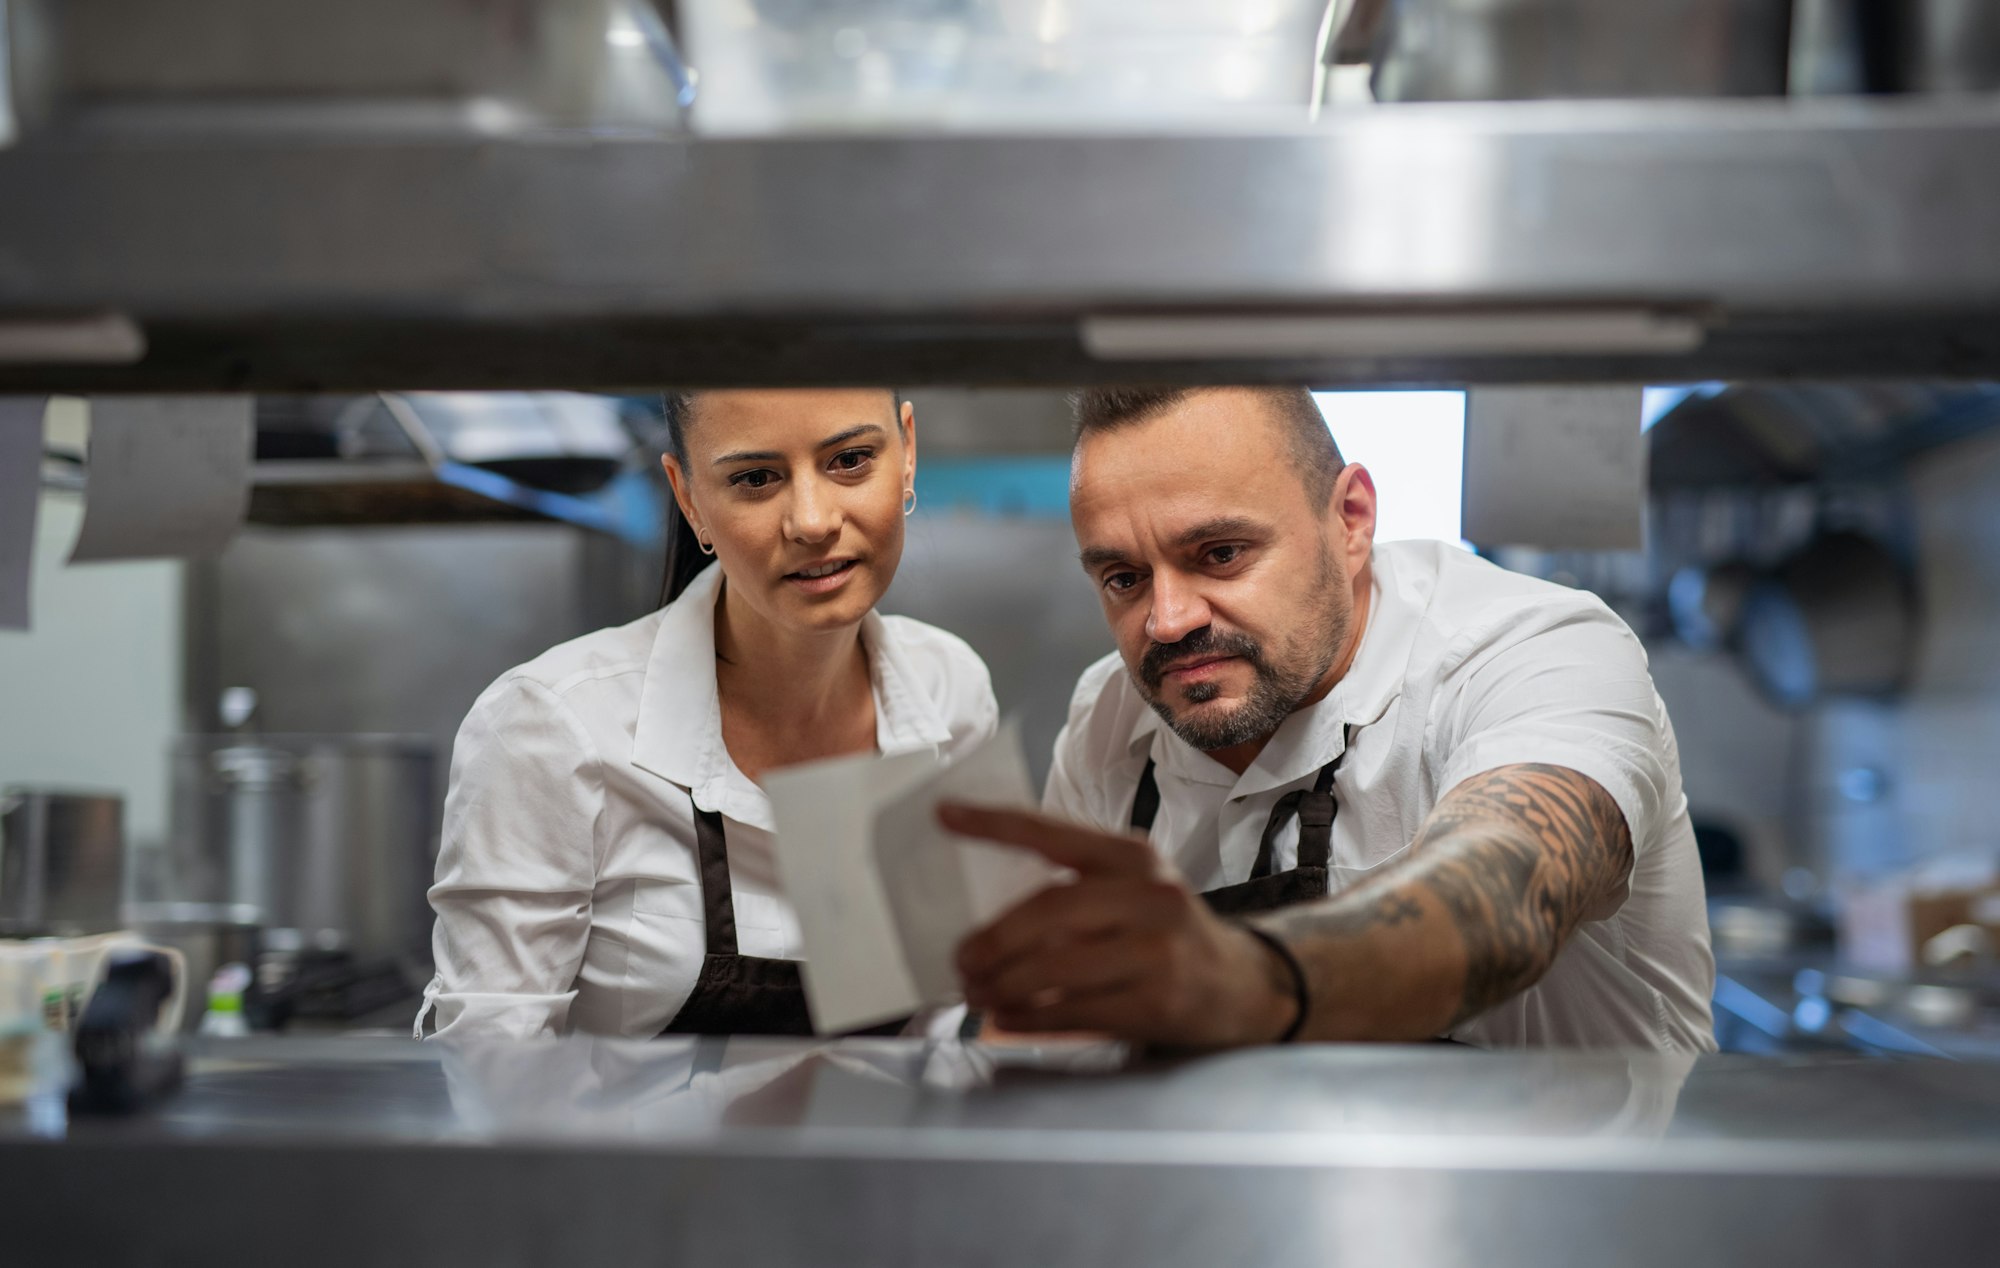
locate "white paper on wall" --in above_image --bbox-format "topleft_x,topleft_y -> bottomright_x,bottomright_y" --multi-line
1462,386 -> 1645,550
69,395 -> 253,563
0,397 -> 48,630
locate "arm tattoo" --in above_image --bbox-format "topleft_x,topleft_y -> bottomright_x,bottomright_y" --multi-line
1414,764 -> 1634,1025
1304,891 -> 1425,939
1261,763 -> 1633,1029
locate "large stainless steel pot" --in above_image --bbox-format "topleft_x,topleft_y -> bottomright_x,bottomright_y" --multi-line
1899,0 -> 2000,94
156,735 -> 436,961
0,788 -> 124,937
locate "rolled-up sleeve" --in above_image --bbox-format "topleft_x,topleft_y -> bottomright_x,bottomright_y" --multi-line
417,676 -> 602,1040
1429,601 -> 1674,918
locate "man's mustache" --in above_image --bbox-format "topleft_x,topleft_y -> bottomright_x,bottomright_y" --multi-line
1140,626 -> 1265,690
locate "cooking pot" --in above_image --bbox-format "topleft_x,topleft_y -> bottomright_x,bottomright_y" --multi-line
1371,0 -> 1795,102
153,735 -> 436,961
0,788 -> 124,937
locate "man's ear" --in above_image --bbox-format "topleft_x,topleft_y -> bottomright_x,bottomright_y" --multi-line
1330,463 -> 1378,570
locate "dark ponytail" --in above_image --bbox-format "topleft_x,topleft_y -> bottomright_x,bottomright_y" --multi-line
659,392 -> 716,607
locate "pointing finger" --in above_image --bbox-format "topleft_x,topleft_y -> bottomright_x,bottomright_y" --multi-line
937,802 -> 1156,877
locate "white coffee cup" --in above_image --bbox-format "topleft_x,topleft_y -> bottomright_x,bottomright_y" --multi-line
0,932 -> 187,1036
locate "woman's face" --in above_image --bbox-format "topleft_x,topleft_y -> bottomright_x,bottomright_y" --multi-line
663,389 -> 916,635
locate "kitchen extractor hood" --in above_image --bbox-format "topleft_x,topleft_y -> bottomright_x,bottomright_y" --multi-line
5,101 -> 2000,391
5,2 -> 2000,389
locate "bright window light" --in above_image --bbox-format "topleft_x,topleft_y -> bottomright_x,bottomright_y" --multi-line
1311,390 -> 1466,548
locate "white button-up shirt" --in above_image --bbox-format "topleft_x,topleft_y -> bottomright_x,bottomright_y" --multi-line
1045,540 -> 1716,1052
418,564 -> 999,1040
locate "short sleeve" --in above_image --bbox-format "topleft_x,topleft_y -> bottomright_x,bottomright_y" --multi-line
1429,601 -> 1671,917
1042,714 -> 1097,822
420,675 -> 602,1040
1040,653 -> 1130,832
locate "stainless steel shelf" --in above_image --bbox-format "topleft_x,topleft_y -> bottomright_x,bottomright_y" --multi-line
6,98 -> 2000,389
5,1036 -> 2000,1267
245,459 -> 644,537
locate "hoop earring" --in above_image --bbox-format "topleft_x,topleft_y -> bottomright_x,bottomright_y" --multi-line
902,488 -> 917,517
697,532 -> 715,556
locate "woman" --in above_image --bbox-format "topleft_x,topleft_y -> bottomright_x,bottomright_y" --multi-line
417,389 -> 996,1038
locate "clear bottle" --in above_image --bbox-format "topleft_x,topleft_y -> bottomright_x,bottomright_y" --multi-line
198,963 -> 252,1038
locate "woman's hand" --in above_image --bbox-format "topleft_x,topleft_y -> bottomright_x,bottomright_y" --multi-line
942,803 -> 1297,1048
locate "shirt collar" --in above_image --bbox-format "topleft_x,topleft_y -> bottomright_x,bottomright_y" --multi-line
862,610 -> 957,757
1125,544 -> 1421,795
631,562 -> 728,801
630,564 -> 952,824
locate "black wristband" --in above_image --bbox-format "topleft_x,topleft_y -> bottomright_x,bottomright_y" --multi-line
1237,924 -> 1309,1044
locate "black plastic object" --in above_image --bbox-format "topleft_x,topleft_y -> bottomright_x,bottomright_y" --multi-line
69,949 -> 185,1115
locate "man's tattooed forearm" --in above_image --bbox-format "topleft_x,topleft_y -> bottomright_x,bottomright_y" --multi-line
1256,764 -> 1633,1034
1413,764 -> 1634,1025
1285,890 -> 1425,940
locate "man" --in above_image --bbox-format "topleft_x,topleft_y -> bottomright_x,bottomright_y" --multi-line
945,387 -> 1714,1050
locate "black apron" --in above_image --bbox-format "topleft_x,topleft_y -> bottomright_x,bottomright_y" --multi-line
660,797 -> 906,1038
1132,729 -> 1470,1046
1130,724 -> 1354,916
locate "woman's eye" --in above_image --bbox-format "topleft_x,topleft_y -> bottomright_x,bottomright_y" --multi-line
830,448 -> 875,473
731,469 -> 777,490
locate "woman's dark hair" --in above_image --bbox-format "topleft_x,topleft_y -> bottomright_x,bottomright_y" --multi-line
659,392 -> 714,606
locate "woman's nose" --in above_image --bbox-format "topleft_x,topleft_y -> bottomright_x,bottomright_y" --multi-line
783,476 -> 842,544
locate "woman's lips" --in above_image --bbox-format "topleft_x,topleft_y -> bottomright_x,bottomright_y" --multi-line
784,558 -> 860,595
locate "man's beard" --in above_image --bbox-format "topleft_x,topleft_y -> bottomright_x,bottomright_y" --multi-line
1135,553 -> 1349,753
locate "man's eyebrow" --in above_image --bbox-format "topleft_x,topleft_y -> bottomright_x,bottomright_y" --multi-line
1174,516 -> 1263,548
1078,517 -> 1264,570
712,423 -> 887,466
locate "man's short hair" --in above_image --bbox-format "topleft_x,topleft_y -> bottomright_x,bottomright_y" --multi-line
1069,386 -> 1345,508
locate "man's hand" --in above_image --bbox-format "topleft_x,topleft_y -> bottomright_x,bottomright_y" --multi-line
947,762 -> 1635,1047
942,803 -> 1296,1048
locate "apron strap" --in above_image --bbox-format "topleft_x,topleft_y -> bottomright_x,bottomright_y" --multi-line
690,797 -> 739,958
1251,723 -> 1354,878
1129,759 -> 1161,835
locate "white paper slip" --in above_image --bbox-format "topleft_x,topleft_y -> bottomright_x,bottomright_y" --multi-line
0,397 -> 46,630
1462,385 -> 1645,551
69,395 -> 253,563
873,719 -> 1061,1005
764,746 -> 941,1035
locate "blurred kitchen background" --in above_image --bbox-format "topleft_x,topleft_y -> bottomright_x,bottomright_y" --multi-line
6,0 -> 2000,1054
9,381 -> 2000,1050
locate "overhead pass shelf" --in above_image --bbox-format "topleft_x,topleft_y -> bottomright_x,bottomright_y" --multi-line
6,98 -> 2000,390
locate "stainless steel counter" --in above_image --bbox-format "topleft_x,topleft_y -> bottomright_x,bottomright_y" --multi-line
5,1036 -> 2000,1265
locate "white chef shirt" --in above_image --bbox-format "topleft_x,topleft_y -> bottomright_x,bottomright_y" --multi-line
417,563 -> 998,1040
1045,540 -> 1716,1052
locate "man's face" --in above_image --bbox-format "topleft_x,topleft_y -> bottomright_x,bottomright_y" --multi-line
1070,390 -> 1376,753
